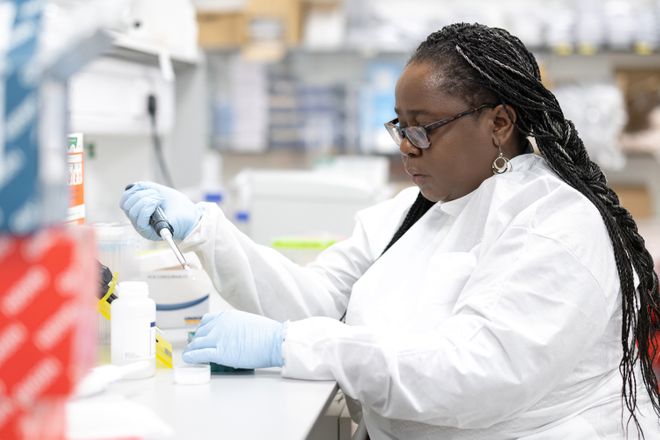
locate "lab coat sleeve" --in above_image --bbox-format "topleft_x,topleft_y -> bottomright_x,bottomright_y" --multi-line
178,202 -> 378,321
281,226 -> 616,428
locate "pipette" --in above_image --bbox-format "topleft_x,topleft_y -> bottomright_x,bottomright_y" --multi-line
125,184 -> 189,270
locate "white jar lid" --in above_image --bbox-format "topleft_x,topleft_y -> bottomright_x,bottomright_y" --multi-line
174,363 -> 210,385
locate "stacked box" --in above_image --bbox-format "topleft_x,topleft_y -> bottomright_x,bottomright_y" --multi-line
197,0 -> 302,49
0,227 -> 98,439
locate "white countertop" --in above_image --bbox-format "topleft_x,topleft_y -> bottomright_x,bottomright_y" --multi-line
69,328 -> 338,439
112,367 -> 338,440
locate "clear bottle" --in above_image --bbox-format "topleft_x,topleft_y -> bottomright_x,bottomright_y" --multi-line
111,281 -> 156,379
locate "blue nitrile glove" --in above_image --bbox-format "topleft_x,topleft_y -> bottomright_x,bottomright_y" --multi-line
182,310 -> 285,369
120,181 -> 202,241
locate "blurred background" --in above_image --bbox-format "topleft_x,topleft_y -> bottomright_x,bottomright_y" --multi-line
57,0 -> 660,265
65,0 -> 660,231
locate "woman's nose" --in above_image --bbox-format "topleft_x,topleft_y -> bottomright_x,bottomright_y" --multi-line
399,137 -> 421,157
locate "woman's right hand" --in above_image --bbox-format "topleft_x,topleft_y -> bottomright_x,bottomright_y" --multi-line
120,181 -> 202,241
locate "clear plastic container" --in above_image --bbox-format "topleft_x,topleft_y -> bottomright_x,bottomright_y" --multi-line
94,223 -> 141,346
111,281 -> 156,379
92,222 -> 140,282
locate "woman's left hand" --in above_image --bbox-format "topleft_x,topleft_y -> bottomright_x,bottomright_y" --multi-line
183,310 -> 285,369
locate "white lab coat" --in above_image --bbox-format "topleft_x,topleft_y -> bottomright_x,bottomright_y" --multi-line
180,154 -> 660,439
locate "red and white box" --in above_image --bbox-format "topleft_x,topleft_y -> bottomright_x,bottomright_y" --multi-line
0,226 -> 98,439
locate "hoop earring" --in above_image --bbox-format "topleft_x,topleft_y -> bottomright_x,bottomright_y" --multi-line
491,142 -> 511,175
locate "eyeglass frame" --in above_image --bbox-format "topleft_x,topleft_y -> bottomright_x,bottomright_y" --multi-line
384,103 -> 498,150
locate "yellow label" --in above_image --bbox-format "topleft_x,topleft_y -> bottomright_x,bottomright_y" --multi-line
184,316 -> 202,327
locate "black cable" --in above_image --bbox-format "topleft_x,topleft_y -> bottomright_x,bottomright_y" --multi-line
147,94 -> 175,188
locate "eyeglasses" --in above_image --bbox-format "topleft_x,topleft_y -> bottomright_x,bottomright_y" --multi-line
384,103 -> 497,150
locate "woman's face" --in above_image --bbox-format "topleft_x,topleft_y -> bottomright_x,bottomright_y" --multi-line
394,62 -> 501,202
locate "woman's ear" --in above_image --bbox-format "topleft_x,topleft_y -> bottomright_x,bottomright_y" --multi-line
491,104 -> 517,148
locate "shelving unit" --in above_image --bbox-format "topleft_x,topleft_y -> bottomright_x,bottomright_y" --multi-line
102,33 -> 208,185
73,33 -> 208,223
207,47 -> 660,223
104,31 -> 202,67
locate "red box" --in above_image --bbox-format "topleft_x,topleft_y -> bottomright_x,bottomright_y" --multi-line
0,227 -> 98,439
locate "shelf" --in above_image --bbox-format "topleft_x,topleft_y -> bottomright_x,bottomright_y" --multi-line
204,45 -> 660,70
103,30 -> 201,67
270,48 -> 660,72
537,52 -> 660,69
622,149 -> 660,160
285,46 -> 660,59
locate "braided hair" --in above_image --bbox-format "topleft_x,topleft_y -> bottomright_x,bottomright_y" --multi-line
407,23 -> 660,436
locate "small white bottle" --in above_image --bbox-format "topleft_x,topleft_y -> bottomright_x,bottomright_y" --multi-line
111,281 -> 156,379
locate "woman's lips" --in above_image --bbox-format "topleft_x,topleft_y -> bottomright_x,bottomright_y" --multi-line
405,167 -> 427,185
412,174 -> 427,185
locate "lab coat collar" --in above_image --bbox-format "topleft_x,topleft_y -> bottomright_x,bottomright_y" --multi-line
437,154 -> 539,217
437,192 -> 473,217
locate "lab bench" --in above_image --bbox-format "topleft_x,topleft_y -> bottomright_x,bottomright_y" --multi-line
70,328 -> 338,439
113,367 -> 338,439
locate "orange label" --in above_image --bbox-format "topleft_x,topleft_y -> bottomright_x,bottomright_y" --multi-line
67,134 -> 85,224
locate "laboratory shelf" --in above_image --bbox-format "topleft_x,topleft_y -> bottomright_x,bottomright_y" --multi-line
284,46 -> 660,62
104,30 -> 202,68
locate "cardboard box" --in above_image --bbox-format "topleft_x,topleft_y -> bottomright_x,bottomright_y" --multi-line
197,0 -> 302,48
616,69 -> 660,133
198,12 -> 246,48
246,0 -> 301,45
611,183 -> 654,220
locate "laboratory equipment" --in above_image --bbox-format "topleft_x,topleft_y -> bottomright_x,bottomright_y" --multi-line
231,169 -> 390,245
111,281 -> 156,379
98,261 -> 116,302
125,184 -> 189,270
97,260 -> 117,345
139,250 -> 211,329
149,206 -> 189,270
93,222 -> 140,281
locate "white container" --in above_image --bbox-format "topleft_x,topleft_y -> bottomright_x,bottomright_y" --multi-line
111,281 -> 156,379
138,250 -> 212,329
174,363 -> 211,385
231,169 -> 390,246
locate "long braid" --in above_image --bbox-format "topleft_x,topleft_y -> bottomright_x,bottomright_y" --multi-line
410,23 -> 660,436
382,192 -> 435,255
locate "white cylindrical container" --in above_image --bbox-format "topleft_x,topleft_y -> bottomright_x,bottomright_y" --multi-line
111,281 -> 156,379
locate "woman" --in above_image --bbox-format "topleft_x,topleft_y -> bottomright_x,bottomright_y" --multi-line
121,23 -> 660,439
